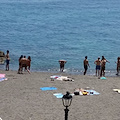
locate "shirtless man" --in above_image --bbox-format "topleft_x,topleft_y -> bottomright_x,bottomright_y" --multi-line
58,60 -> 67,72
5,50 -> 10,71
19,56 -> 31,74
116,57 -> 120,75
100,56 -> 110,77
83,56 -> 90,75
94,57 -> 101,76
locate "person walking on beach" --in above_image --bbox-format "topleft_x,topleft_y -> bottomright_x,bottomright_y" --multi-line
115,57 -> 120,75
5,50 -> 10,71
83,56 -> 90,75
58,60 -> 67,72
94,57 -> 101,76
100,56 -> 110,77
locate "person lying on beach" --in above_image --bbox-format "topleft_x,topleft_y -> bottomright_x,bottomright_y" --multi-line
100,56 -> 110,77
115,57 -> 120,75
94,57 -> 101,76
58,60 -> 67,72
18,56 -> 31,74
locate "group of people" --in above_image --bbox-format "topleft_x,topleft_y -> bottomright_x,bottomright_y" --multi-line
59,56 -> 120,77
4,50 -> 31,74
83,56 -> 120,77
4,50 -> 120,76
83,56 -> 110,76
18,55 -> 31,74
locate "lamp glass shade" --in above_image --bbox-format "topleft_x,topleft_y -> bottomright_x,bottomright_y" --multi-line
62,92 -> 72,107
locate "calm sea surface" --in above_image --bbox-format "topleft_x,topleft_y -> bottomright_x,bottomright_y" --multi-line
0,0 -> 120,76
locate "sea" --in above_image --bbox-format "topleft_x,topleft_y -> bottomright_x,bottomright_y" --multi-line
0,0 -> 120,76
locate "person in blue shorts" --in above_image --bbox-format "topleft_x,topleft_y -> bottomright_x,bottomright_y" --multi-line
94,57 -> 101,76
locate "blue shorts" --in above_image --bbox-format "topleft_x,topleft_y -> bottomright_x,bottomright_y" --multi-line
6,60 -> 10,65
96,65 -> 100,70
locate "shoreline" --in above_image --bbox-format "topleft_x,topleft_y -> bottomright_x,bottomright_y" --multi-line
0,64 -> 119,77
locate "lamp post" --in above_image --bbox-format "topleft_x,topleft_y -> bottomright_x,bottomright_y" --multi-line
62,91 -> 72,120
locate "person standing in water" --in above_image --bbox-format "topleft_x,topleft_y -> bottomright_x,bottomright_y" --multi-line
115,57 -> 120,75
58,60 -> 67,72
100,56 -> 110,77
5,50 -> 10,71
83,56 -> 90,75
94,57 -> 101,76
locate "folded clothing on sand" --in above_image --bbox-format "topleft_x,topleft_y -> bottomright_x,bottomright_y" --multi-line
113,89 -> 120,93
50,75 -> 74,81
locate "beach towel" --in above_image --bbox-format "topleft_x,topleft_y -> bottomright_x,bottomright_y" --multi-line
50,75 -> 74,81
53,93 -> 74,98
113,89 -> 120,93
86,90 -> 100,95
53,93 -> 63,98
74,88 -> 100,96
40,87 -> 57,91
0,74 -> 7,82
0,74 -> 5,78
100,77 -> 107,80
0,77 -> 7,82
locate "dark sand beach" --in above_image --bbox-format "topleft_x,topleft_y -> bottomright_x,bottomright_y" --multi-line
0,70 -> 120,120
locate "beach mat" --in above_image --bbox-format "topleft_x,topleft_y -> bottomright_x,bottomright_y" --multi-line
53,93 -> 74,98
53,93 -> 63,98
86,90 -> 100,95
74,88 -> 100,96
40,87 -> 57,91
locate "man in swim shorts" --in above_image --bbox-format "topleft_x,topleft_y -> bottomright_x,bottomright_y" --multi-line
58,60 -> 67,72
100,56 -> 110,77
116,57 -> 120,75
83,56 -> 90,75
94,57 -> 101,76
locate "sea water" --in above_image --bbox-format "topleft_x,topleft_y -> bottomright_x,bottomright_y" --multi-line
0,0 -> 120,76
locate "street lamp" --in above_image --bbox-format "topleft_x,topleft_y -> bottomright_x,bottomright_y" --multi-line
62,91 -> 72,120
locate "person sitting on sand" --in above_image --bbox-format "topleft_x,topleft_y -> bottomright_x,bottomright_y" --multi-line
100,56 -> 110,77
83,56 -> 90,75
115,57 -> 120,75
94,57 -> 101,76
58,60 -> 67,72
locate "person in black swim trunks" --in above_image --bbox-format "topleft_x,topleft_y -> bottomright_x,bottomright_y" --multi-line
59,60 -> 67,72
5,50 -> 10,71
83,56 -> 90,75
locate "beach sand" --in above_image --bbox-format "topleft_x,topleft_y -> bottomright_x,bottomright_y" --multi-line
0,70 -> 120,120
